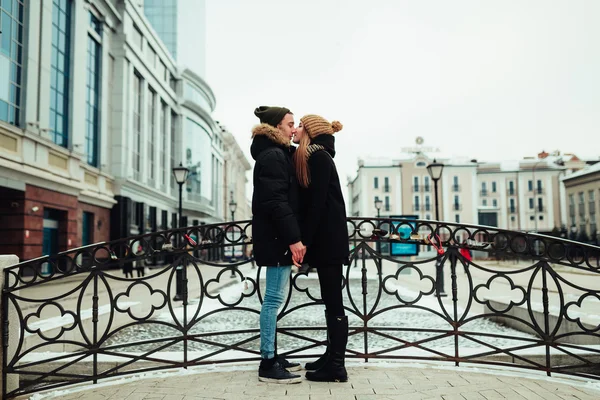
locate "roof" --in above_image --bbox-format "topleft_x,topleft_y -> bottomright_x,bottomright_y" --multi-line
562,162 -> 600,182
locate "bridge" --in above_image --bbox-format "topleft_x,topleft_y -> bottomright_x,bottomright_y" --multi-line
2,218 -> 600,399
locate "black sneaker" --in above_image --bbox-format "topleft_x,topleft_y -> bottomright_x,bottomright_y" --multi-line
258,361 -> 302,384
276,355 -> 302,372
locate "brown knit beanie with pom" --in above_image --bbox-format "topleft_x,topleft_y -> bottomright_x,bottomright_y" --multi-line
300,114 -> 343,138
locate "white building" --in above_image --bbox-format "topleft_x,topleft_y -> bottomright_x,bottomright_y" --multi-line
221,125 -> 251,222
0,0 -> 246,263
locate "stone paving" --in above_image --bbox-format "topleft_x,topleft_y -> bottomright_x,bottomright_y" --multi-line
18,363 -> 600,400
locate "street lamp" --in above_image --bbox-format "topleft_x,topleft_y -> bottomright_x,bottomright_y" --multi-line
229,199 -> 238,222
229,199 -> 238,270
172,162 -> 189,301
426,159 -> 445,221
374,198 -> 383,270
374,198 -> 383,218
427,159 -> 446,297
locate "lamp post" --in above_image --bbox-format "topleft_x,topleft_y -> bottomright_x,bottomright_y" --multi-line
172,162 -> 189,301
427,159 -> 446,297
374,198 -> 383,273
374,198 -> 383,218
229,199 -> 238,271
426,159 -> 445,221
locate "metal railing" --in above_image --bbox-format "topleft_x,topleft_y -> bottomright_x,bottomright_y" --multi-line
3,218 -> 600,398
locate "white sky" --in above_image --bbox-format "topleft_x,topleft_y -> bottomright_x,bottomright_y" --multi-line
205,0 -> 600,184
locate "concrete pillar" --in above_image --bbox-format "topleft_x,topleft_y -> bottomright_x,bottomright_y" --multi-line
0,255 -> 19,395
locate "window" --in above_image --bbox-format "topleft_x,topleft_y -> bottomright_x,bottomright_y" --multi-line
414,195 -> 419,211
481,182 -> 487,196
454,195 -> 460,210
169,72 -> 177,91
147,88 -> 156,185
528,180 -> 533,191
483,199 -> 487,206
538,198 -> 543,212
147,45 -> 156,68
132,24 -> 143,49
453,176 -> 459,191
569,194 -> 576,226
425,195 -> 430,211
132,72 -> 142,180
413,176 -> 419,191
424,176 -> 430,191
385,196 -> 390,211
455,214 -> 460,223
50,0 -> 73,147
384,177 -> 389,192
537,179 -> 542,194
509,198 -> 515,213
426,214 -> 431,220
508,181 -> 515,195
529,198 -> 534,209
492,199 -> 497,207
374,177 -> 378,189
492,182 -> 497,193
85,12 -> 102,167
160,102 -> 167,190
0,0 -> 24,126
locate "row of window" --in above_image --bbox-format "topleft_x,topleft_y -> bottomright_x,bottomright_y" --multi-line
568,190 -> 598,232
132,71 -> 176,189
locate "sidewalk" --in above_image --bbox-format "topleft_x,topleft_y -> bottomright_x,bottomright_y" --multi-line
17,362 -> 600,400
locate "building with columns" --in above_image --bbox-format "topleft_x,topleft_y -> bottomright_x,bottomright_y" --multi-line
0,0 -> 246,263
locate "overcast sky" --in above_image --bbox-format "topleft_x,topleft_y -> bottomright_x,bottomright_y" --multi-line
205,0 -> 600,184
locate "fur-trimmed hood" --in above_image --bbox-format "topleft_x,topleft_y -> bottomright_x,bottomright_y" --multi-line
250,123 -> 292,161
251,123 -> 290,147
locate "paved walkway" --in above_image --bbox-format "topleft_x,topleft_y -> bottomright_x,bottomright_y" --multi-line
18,363 -> 600,400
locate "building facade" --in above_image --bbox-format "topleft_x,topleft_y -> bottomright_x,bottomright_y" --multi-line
563,163 -> 600,242
347,154 -> 478,224
348,146 -> 592,239
0,0 -> 247,263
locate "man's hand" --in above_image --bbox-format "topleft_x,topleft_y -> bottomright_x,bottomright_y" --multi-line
289,241 -> 306,267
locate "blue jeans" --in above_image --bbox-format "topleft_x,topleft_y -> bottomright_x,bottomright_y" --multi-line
260,265 -> 291,359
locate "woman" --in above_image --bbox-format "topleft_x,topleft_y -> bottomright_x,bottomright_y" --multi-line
292,114 -> 349,382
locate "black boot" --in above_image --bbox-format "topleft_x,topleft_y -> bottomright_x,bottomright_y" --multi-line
305,315 -> 348,382
305,310 -> 329,371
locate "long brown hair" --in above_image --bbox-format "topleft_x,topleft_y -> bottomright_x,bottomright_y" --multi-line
293,134 -> 312,188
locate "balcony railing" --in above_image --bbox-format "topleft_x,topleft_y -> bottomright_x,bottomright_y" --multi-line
480,190 -> 488,197
413,205 -> 421,211
508,207 -> 517,214
530,188 -> 544,195
424,185 -> 431,192
412,186 -> 420,192
4,219 -> 600,398
424,204 -> 431,211
453,203 -> 462,211
507,189 -> 516,196
384,185 -> 391,193
452,185 -> 461,192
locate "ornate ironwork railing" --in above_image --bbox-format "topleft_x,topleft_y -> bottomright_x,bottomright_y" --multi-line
3,218 -> 600,399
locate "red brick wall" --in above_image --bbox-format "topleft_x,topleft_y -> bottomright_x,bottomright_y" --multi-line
0,185 -> 113,261
24,185 -> 78,260
0,187 -> 25,257
79,202 -> 111,244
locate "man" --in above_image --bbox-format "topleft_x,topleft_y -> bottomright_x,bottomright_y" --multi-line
251,106 -> 306,383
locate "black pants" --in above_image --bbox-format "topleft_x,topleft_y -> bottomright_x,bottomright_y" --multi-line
316,264 -> 345,317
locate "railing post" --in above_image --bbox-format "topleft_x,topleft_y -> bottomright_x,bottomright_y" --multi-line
1,255 -> 19,397
541,261 -> 552,377
448,249 -> 459,367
